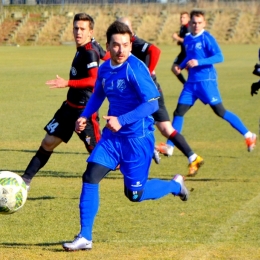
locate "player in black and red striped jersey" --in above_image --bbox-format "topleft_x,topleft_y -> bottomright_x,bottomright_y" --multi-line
251,48 -> 260,96
118,17 -> 204,176
21,13 -> 109,190
171,11 -> 190,84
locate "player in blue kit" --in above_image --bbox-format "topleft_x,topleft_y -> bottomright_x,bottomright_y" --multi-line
62,21 -> 189,251
163,10 -> 256,159
117,17 -> 203,176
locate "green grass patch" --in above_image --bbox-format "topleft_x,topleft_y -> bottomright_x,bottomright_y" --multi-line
0,44 -> 260,259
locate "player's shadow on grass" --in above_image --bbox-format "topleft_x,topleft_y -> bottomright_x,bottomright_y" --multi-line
0,242 -> 66,250
0,148 -> 87,155
0,169 -> 124,179
0,148 -> 240,159
27,196 -> 56,201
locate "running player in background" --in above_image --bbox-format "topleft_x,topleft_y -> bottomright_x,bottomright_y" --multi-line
166,10 -> 256,154
62,20 -> 189,251
250,48 -> 260,96
171,11 -> 190,85
21,13 -> 109,190
117,17 -> 204,176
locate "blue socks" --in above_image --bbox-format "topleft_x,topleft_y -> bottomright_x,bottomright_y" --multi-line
79,183 -> 99,241
223,111 -> 248,135
140,179 -> 181,201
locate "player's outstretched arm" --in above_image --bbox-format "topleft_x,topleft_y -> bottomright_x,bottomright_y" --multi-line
251,81 -> 260,96
46,75 -> 69,89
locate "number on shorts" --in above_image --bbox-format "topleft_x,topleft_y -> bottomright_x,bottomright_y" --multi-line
46,119 -> 59,133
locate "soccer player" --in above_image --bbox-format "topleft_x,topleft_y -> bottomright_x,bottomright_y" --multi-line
165,10 -> 256,154
250,48 -> 260,96
117,17 -> 203,176
21,13 -> 110,190
62,21 -> 189,251
171,11 -> 190,85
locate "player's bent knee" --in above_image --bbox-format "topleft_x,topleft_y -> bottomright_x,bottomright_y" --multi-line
124,186 -> 144,202
173,104 -> 191,117
82,162 -> 110,184
211,103 -> 226,118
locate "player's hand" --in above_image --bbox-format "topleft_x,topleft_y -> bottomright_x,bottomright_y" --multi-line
172,65 -> 181,75
75,117 -> 87,133
172,33 -> 178,41
103,116 -> 122,132
251,81 -> 260,96
46,75 -> 69,89
186,59 -> 198,68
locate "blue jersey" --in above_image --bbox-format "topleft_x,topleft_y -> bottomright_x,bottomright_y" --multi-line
83,54 -> 160,137
180,30 -> 223,82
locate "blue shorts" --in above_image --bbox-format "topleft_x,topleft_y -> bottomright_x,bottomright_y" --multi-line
87,128 -> 155,191
178,80 -> 222,106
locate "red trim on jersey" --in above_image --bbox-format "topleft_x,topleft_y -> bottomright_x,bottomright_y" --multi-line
147,45 -> 161,74
131,35 -> 136,42
91,112 -> 101,142
66,100 -> 86,109
68,67 -> 98,89
102,51 -> 110,61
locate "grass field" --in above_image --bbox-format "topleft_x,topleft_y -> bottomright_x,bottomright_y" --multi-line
0,44 -> 260,260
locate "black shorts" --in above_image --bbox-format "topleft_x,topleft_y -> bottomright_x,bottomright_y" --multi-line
44,101 -> 100,153
173,52 -> 186,65
152,80 -> 170,122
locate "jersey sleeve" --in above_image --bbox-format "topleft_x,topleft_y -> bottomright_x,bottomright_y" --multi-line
127,58 -> 160,102
80,71 -> 106,118
146,44 -> 161,74
68,49 -> 99,89
198,34 -> 224,66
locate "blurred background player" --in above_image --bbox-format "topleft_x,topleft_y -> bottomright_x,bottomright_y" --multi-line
250,48 -> 260,96
158,12 -> 190,156
62,21 -> 189,251
163,10 -> 256,155
117,17 -> 203,176
21,13 -> 110,190
171,11 -> 190,85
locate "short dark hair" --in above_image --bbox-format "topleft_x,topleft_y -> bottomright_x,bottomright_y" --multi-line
180,11 -> 189,16
190,10 -> 205,19
106,21 -> 132,43
73,13 -> 94,30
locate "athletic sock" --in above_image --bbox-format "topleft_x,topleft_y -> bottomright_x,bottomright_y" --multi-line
244,131 -> 253,139
22,146 -> 53,182
176,73 -> 186,84
139,179 -> 181,201
168,130 -> 194,158
80,183 -> 99,241
167,116 -> 184,147
188,153 -> 197,164
223,111 -> 248,135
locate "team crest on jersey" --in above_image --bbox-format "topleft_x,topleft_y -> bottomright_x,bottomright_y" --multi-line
117,79 -> 126,92
195,42 -> 202,49
71,67 -> 77,76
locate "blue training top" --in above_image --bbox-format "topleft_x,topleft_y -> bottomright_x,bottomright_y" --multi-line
81,54 -> 160,137
180,30 -> 224,82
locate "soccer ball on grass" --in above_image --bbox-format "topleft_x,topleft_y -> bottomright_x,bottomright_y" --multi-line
0,171 -> 28,214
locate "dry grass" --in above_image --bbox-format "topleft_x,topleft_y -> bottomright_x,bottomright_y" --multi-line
1,2 -> 260,46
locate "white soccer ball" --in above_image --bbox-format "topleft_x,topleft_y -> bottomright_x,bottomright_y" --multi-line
0,171 -> 28,214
